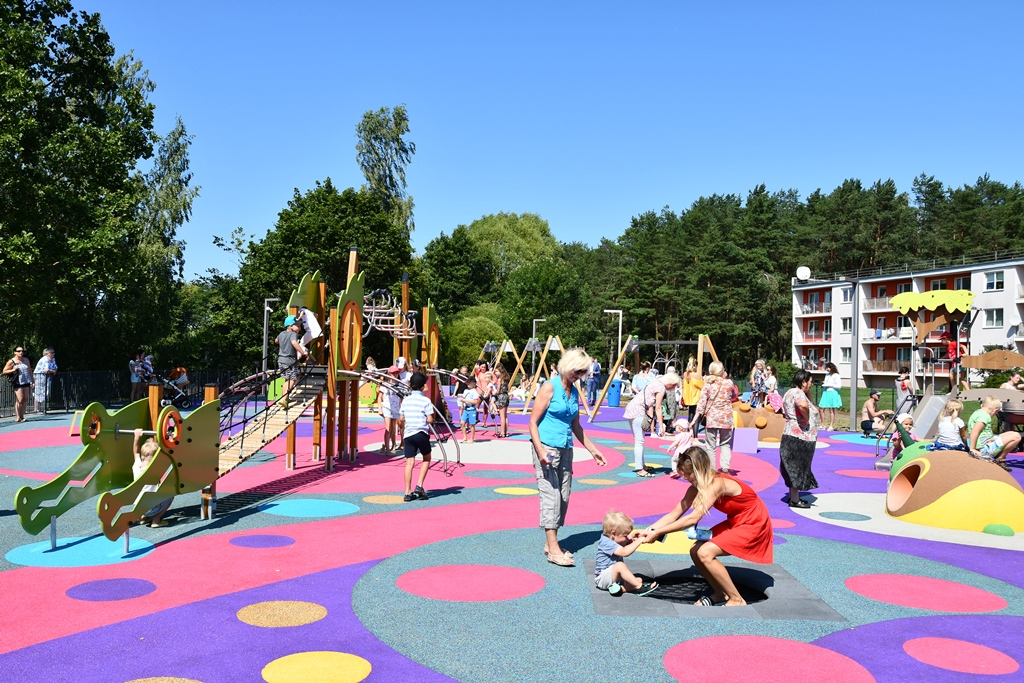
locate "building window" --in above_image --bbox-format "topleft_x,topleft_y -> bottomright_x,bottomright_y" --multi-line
841,347 -> 851,363
897,315 -> 910,329
876,316 -> 886,331
842,287 -> 854,302
842,317 -> 852,333
875,347 -> 885,361
877,285 -> 887,297
807,291 -> 819,304
897,348 -> 912,363
985,309 -> 1004,328
954,276 -> 970,290
897,282 -> 913,294
986,271 -> 1004,291
930,280 -> 947,290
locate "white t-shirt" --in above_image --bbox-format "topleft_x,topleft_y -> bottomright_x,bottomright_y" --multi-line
935,416 -> 965,446
765,375 -> 778,394
132,460 -> 161,493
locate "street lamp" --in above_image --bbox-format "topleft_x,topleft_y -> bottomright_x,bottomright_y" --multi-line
797,267 -> 859,430
262,297 -> 281,374
603,309 -> 622,369
531,318 -> 546,376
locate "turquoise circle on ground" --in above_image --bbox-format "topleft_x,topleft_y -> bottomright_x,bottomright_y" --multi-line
594,438 -> 624,445
820,511 -> 872,522
66,578 -> 156,601
617,470 -> 662,479
506,433 -> 531,440
5,535 -> 155,567
830,433 -> 888,446
257,499 -> 359,517
461,469 -> 535,480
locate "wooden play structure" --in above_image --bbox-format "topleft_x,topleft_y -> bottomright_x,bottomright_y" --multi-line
479,339 -> 530,386
14,248 -> 451,543
588,334 -> 719,421
519,336 -> 591,415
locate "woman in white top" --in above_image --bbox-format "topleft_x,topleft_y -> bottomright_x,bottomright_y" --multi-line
819,362 -> 842,431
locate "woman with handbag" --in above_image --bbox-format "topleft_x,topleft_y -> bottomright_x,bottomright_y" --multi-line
694,362 -> 736,474
3,346 -> 33,422
623,370 -> 681,477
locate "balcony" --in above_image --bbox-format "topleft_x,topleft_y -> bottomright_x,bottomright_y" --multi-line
864,359 -> 951,373
796,302 -> 832,316
1018,283 -> 1024,299
863,296 -> 892,311
797,331 -> 832,343
862,328 -> 913,341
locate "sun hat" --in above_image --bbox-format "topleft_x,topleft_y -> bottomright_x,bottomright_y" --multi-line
387,365 -> 402,374
895,413 -> 913,424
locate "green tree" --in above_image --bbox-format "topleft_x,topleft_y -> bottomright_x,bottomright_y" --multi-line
440,316 -> 506,367
0,1 -> 161,369
499,258 -> 597,349
463,212 -> 560,284
421,225 -> 497,318
355,104 -> 415,236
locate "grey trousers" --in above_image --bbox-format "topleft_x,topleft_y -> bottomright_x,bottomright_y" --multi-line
533,444 -> 574,529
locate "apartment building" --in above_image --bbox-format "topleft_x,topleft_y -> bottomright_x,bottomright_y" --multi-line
790,251 -> 1024,389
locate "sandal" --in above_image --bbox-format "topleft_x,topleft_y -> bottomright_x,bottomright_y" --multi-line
547,552 -> 575,567
636,581 -> 658,597
635,469 -> 654,478
695,595 -> 714,606
150,520 -> 169,528
787,498 -> 811,509
543,547 -> 573,558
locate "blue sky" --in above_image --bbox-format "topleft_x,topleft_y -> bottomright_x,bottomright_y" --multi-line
87,1 -> 1024,279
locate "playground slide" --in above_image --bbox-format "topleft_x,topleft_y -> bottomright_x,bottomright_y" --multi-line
911,387 -> 948,441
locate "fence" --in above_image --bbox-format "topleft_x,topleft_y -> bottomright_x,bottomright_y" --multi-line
0,370 -> 235,420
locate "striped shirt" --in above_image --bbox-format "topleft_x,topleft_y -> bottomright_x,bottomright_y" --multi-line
400,391 -> 434,437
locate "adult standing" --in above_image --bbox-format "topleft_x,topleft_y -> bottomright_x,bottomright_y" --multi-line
378,365 -> 403,454
529,349 -> 607,567
33,348 -> 57,413
4,347 -> 33,422
129,350 -> 146,402
662,367 -> 681,429
681,357 -> 704,421
694,362 -> 736,473
585,357 -> 601,406
493,364 -> 510,437
639,445 -> 773,606
943,331 -> 968,392
819,362 -> 842,431
631,361 -> 652,396
780,369 -> 820,508
623,369 -> 681,477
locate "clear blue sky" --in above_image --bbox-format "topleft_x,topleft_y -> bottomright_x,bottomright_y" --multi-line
87,0 -> 1024,279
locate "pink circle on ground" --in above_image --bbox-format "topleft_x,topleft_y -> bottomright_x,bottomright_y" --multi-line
829,450 -> 876,458
664,636 -> 873,683
845,574 -> 1008,612
396,564 -> 545,602
903,637 -> 1019,675
770,518 -> 796,529
837,469 -> 890,479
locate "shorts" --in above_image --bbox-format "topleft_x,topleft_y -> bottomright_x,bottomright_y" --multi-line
927,441 -> 968,452
403,431 -> 431,458
861,419 -> 879,434
279,363 -> 299,382
461,407 -> 478,425
978,435 -> 1004,458
144,498 -> 172,518
594,565 -> 618,590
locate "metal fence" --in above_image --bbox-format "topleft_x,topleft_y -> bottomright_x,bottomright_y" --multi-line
0,370 -> 236,420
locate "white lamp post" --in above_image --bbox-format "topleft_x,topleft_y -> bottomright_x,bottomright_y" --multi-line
531,318 -> 546,376
262,297 -> 281,374
603,309 -> 622,369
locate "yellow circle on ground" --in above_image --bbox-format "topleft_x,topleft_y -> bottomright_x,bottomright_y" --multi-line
763,437 -> 780,442
237,601 -> 327,628
636,531 -> 695,555
578,478 -> 617,485
363,495 -> 406,504
493,487 -> 538,496
126,679 -> 204,683
262,652 -> 371,683
615,445 -> 634,452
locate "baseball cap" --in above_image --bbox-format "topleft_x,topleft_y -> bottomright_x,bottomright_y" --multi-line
283,315 -> 297,327
396,356 -> 407,369
869,389 -> 881,397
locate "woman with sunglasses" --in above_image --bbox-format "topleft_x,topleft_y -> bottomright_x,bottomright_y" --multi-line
529,348 -> 607,567
3,347 -> 33,422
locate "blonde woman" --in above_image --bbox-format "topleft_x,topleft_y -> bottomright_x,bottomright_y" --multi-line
694,362 -> 736,473
529,349 -> 608,567
623,368 -> 681,477
749,359 -> 767,408
493,364 -> 511,437
682,357 -> 704,422
638,446 -> 773,606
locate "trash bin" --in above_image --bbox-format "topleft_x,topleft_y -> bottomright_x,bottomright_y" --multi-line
607,379 -> 623,408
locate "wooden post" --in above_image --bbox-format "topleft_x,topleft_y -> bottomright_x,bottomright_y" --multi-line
349,380 -> 359,461
325,305 -> 338,472
147,381 -> 163,431
201,384 -> 219,519
400,273 -> 411,360
589,335 -> 634,421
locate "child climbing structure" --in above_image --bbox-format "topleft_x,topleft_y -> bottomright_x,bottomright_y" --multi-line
13,247 -> 447,543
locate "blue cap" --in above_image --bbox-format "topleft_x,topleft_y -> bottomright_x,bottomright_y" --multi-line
284,315 -> 297,327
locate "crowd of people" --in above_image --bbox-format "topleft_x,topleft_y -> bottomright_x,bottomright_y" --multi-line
3,346 -> 58,421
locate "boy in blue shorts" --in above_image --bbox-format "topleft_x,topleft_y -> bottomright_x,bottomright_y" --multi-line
458,376 -> 480,443
398,372 -> 436,502
595,510 -> 658,596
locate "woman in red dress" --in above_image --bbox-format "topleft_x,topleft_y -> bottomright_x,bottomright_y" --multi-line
638,446 -> 773,606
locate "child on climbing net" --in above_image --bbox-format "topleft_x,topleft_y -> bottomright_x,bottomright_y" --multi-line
927,400 -> 968,453
594,510 -> 658,596
132,428 -> 173,528
889,414 -> 920,461
666,416 -> 692,478
458,376 -> 480,443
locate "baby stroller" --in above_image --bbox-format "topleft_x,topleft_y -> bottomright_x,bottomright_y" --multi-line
158,366 -> 192,409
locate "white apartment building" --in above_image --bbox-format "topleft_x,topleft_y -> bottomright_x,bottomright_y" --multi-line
790,251 -> 1024,389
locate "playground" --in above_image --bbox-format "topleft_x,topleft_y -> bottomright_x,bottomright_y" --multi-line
1,394 -> 1023,681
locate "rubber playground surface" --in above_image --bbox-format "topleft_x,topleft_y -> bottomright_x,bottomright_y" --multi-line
1,400 -> 1023,682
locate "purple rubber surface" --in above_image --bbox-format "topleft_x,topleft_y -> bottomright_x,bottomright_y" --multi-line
228,534 -> 296,548
65,579 -> 157,602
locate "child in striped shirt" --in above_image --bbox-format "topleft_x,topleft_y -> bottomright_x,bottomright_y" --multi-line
398,372 -> 436,502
